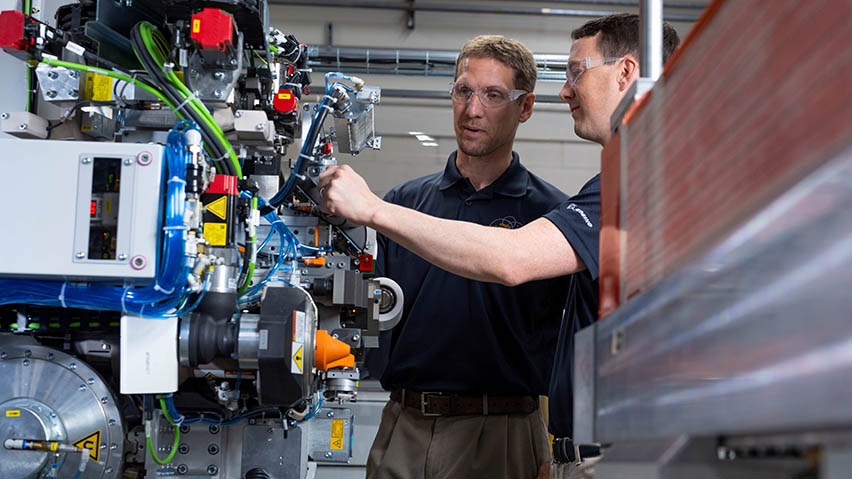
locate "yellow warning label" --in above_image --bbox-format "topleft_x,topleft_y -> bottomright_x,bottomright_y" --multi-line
292,344 -> 303,373
50,442 -> 59,451
204,223 -> 227,246
278,93 -> 291,100
192,19 -> 201,33
330,419 -> 344,450
5,410 -> 20,417
206,196 -> 228,220
73,430 -> 101,462
105,199 -> 112,214
84,73 -> 114,101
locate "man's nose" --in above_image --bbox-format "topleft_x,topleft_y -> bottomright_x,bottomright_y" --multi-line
559,80 -> 575,103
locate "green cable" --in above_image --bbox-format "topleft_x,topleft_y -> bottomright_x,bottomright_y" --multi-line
237,196 -> 258,295
40,57 -> 180,112
139,23 -> 242,177
269,44 -> 279,53
253,50 -> 268,66
145,419 -> 179,465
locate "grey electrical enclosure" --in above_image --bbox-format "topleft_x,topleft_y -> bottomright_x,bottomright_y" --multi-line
0,139 -> 164,280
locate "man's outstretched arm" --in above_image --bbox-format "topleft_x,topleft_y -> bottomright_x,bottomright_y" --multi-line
318,165 -> 585,286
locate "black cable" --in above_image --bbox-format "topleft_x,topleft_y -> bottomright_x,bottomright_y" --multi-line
130,23 -> 235,176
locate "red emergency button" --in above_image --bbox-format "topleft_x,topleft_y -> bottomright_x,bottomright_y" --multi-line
273,89 -> 298,113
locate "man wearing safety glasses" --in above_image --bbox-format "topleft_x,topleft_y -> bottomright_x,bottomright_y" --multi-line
320,14 -> 680,479
356,34 -> 571,479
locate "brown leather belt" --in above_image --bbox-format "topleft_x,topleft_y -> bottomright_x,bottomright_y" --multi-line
390,389 -> 538,416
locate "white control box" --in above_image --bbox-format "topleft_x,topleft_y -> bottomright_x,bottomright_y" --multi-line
120,315 -> 178,394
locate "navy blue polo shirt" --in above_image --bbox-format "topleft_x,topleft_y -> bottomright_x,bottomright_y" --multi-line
375,151 -> 571,396
543,174 -> 601,438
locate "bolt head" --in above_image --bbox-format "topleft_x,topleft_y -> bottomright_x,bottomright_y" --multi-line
207,465 -> 218,475
118,253 -> 128,261
79,385 -> 87,391
19,123 -> 27,130
325,451 -> 333,459
81,157 -> 91,164
352,335 -> 360,342
68,71 -> 78,78
46,90 -> 57,98
0,112 -> 8,119
123,158 -> 132,166
24,350 -> 31,357
106,467 -> 114,473
255,123 -> 265,131
327,411 -> 335,418
230,59 -> 238,65
0,352 -> 6,359
69,90 -> 78,98
22,359 -> 30,366
76,252 -> 86,259
87,378 -> 95,384
213,89 -> 223,98
47,71 -> 58,79
69,362 -> 77,369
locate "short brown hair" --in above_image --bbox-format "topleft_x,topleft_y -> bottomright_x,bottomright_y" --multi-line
572,13 -> 680,64
454,35 -> 537,93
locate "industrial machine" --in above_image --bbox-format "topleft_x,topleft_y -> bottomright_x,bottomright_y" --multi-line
0,1 -> 402,477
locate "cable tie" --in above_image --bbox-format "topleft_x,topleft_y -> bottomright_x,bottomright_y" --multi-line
167,176 -> 186,185
212,145 -> 234,164
58,282 -> 67,308
175,90 -> 199,112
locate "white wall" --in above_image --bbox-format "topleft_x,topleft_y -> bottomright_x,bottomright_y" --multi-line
270,1 -> 702,197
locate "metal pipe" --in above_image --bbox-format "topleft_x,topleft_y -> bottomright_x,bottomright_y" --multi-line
270,0 -> 700,22
640,0 -> 664,80
307,45 -> 569,81
505,0 -> 706,8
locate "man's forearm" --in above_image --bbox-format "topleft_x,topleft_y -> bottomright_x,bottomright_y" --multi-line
368,201 -> 582,286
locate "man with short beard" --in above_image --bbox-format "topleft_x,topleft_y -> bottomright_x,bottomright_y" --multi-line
362,35 -> 570,479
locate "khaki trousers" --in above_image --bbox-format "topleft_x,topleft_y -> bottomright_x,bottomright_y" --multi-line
367,399 -> 552,479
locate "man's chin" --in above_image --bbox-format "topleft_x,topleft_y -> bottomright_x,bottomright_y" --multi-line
457,140 -> 497,158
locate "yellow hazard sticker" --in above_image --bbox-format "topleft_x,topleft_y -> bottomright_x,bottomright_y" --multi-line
192,19 -> 201,33
5,410 -> 20,417
330,419 -> 344,450
204,223 -> 227,246
73,430 -> 101,462
206,196 -> 227,220
84,73 -> 114,101
291,343 -> 303,374
278,93 -> 291,100
104,199 -> 112,214
50,442 -> 59,452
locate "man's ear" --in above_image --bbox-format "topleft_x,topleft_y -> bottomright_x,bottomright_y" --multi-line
618,55 -> 639,91
519,92 -> 535,123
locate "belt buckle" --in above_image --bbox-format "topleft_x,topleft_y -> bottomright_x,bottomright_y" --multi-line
420,392 -> 442,417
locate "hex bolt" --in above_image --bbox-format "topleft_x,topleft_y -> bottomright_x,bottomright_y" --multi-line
47,71 -> 58,79
208,444 -> 219,455
207,465 -> 219,476
208,425 -> 220,435
106,467 -> 114,473
255,123 -> 265,131
68,71 -> 79,78
352,335 -> 360,342
325,452 -> 333,459
178,443 -> 190,454
230,59 -> 237,65
46,90 -> 57,98
0,112 -> 8,119
19,123 -> 27,130
179,424 -> 191,434
101,397 -> 108,404
177,464 -> 189,474
79,385 -> 87,391
110,443 -> 118,450
213,89 -> 222,98
76,252 -> 86,259
23,359 -> 30,366
69,362 -> 77,369
87,378 -> 95,384
69,89 -> 79,98
214,72 -> 224,80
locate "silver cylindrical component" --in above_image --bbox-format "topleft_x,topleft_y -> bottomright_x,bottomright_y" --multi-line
640,0 -> 663,81
209,265 -> 237,294
237,314 -> 260,370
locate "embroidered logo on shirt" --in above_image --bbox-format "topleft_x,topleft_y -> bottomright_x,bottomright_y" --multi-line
566,203 -> 593,228
490,216 -> 524,229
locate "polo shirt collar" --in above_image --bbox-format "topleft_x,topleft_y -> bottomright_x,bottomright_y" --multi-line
438,151 -> 529,198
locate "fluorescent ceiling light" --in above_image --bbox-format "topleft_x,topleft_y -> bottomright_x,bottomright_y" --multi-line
421,142 -> 439,147
415,135 -> 434,142
408,131 -> 424,135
